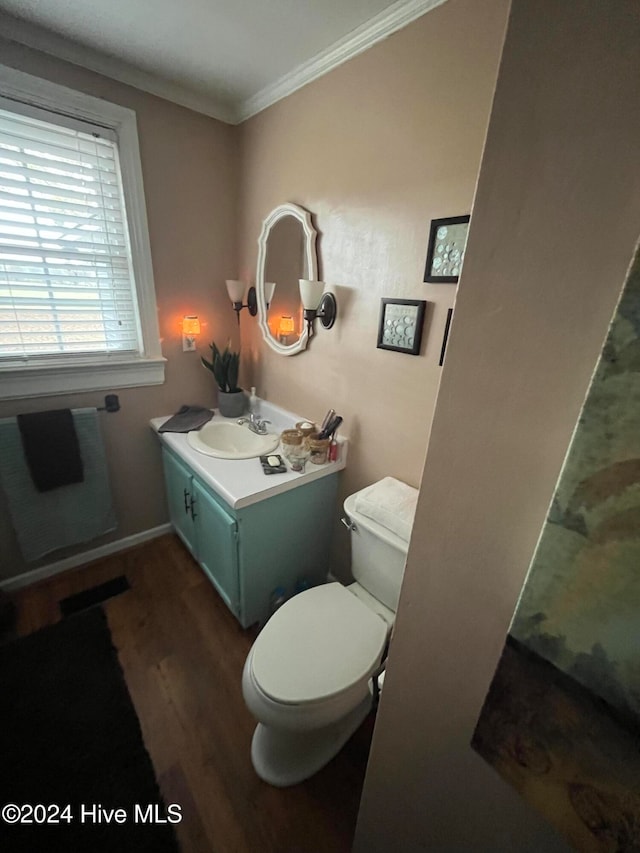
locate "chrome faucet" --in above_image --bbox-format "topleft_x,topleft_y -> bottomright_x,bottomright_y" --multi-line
237,414 -> 272,435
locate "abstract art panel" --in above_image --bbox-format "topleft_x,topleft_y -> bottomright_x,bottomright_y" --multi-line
474,243 -> 640,851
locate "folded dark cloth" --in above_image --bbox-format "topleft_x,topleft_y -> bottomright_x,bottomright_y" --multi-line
17,409 -> 84,493
159,405 -> 213,433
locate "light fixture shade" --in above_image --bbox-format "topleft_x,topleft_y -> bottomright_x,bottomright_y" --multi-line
264,281 -> 276,305
182,315 -> 200,335
225,279 -> 245,302
299,279 -> 324,311
279,315 -> 295,334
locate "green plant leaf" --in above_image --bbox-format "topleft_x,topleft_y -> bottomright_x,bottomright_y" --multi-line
228,352 -> 239,392
202,339 -> 240,392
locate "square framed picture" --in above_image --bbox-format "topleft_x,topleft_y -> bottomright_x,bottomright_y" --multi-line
377,298 -> 426,355
423,215 -> 470,283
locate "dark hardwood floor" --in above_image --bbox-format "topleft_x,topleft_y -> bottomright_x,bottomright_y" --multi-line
10,534 -> 374,853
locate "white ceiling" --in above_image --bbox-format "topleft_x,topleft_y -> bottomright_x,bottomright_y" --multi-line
0,0 -> 445,124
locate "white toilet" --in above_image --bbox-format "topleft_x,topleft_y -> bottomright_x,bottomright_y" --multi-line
242,479 -> 414,787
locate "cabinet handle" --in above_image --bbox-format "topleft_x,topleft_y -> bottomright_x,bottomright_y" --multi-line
190,495 -> 197,520
183,488 -> 191,514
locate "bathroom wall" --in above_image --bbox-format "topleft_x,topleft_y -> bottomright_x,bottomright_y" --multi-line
0,39 -> 239,580
355,0 -> 640,849
237,0 -> 511,578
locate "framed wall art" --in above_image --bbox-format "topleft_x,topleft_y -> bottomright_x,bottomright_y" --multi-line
439,307 -> 453,366
423,215 -> 470,283
377,298 -> 426,355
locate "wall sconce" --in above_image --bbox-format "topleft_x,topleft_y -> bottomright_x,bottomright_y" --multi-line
225,279 -> 257,324
182,315 -> 200,351
299,279 -> 337,338
278,315 -> 294,343
264,281 -> 276,308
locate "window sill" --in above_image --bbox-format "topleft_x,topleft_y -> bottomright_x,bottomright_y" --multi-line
0,356 -> 166,400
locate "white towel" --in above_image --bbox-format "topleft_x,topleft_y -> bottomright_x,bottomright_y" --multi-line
354,477 -> 418,542
0,408 -> 116,562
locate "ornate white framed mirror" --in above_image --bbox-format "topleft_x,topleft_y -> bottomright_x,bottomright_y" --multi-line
256,202 -> 318,356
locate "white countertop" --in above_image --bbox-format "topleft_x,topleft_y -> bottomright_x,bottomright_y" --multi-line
150,399 -> 347,510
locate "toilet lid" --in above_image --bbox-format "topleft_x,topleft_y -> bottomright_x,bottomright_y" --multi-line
251,583 -> 387,705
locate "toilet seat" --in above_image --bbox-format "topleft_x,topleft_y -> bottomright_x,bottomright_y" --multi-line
251,583 -> 387,705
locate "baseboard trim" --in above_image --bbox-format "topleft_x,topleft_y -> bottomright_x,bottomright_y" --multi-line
0,523 -> 172,592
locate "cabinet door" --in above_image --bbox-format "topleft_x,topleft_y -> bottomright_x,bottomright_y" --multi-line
162,448 -> 197,554
191,479 -> 239,615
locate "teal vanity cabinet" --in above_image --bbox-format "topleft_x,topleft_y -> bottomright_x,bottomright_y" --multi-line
190,477 -> 239,614
161,446 -> 338,628
162,446 -> 197,554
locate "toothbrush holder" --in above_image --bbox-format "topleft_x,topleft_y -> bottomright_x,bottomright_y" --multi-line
306,433 -> 331,465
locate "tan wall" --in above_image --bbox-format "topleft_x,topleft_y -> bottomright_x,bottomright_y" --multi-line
355,0 -> 640,849
237,0 -> 510,579
0,40 -> 239,580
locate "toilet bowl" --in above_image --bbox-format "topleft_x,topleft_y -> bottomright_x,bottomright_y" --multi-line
242,479 -> 415,787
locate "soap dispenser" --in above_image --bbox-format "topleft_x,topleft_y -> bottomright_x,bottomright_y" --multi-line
249,386 -> 259,416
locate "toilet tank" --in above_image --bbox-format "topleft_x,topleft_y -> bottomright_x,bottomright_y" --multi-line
343,490 -> 411,613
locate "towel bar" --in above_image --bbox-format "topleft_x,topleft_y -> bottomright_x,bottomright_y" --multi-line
97,394 -> 120,413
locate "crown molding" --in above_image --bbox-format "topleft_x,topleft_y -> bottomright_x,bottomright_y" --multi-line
0,0 -> 448,126
236,0 -> 448,122
0,11 -> 236,124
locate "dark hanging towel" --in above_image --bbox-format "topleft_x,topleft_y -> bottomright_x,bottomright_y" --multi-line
17,409 -> 84,493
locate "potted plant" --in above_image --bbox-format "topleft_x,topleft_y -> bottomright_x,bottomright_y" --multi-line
201,340 -> 247,418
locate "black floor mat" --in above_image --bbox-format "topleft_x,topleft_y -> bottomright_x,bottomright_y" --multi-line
59,575 -> 130,617
0,607 -> 180,853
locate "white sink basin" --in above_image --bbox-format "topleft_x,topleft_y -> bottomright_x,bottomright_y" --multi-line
187,421 -> 280,460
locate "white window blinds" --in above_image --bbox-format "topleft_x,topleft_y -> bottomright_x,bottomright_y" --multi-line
0,101 -> 142,362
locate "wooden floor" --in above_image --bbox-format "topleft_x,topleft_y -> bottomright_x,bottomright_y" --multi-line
10,534 -> 374,853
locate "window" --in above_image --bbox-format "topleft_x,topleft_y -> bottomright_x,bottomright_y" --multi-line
0,66 -> 164,399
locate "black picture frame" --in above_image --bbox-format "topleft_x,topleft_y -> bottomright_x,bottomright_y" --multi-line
439,307 -> 453,366
423,215 -> 470,283
377,298 -> 426,355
